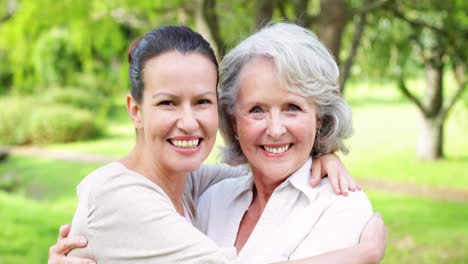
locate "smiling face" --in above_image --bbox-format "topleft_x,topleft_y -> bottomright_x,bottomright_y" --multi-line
130,51 -> 218,174
233,57 -> 319,182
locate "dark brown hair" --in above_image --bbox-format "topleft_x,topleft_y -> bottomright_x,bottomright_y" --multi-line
127,26 -> 218,103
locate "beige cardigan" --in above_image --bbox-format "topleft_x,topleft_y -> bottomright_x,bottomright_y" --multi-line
68,162 -> 243,263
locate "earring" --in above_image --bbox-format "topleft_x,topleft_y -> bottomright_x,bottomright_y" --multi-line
234,134 -> 239,140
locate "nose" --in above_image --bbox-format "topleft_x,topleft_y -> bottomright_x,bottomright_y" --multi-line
177,105 -> 199,133
266,111 -> 286,139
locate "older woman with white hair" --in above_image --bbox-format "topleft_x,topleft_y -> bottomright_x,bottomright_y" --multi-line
196,22 -> 384,263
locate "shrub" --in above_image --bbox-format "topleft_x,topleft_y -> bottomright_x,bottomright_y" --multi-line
0,96 -> 103,145
39,87 -> 105,111
27,104 -> 102,144
0,97 -> 31,144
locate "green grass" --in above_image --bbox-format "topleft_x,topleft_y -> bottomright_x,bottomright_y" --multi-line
0,191 -> 74,264
341,103 -> 468,190
368,191 -> 468,264
0,155 -> 100,201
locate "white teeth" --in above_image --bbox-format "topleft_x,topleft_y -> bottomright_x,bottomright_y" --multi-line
264,144 -> 290,154
171,139 -> 199,148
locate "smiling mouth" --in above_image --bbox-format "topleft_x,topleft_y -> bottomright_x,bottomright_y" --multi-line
168,139 -> 202,149
261,144 -> 292,154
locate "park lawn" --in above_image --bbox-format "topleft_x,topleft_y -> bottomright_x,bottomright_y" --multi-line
0,155 -> 100,201
0,188 -> 467,263
342,102 -> 468,190
368,191 -> 468,264
0,192 -> 75,264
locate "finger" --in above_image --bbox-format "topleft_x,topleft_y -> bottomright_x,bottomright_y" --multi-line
342,165 -> 357,192
63,256 -> 95,264
50,237 -> 88,255
309,159 -> 322,187
348,178 -> 357,192
326,162 -> 341,195
50,256 -> 96,264
58,224 -> 71,241
338,167 -> 349,196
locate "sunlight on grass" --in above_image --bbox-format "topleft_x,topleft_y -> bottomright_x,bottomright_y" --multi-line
341,102 -> 468,189
367,191 -> 468,264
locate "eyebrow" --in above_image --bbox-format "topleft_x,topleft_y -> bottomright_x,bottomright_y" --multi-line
151,91 -> 216,99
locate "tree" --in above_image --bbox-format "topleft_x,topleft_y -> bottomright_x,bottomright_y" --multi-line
362,0 -> 467,160
192,0 -> 391,92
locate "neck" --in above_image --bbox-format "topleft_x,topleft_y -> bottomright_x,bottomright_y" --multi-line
120,144 -> 187,216
250,167 -> 285,208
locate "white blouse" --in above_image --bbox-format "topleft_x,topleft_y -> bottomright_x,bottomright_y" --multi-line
196,158 -> 373,263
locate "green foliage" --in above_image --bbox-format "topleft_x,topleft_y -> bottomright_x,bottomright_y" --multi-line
356,0 -> 467,79
0,96 -> 104,145
0,0 -> 131,94
39,87 -> 106,111
27,104 -> 102,144
0,97 -> 32,144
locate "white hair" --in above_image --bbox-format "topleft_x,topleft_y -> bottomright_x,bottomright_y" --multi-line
218,22 -> 353,165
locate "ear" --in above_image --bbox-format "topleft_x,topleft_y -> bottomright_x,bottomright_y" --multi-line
316,116 -> 322,130
231,116 -> 238,139
127,94 -> 142,129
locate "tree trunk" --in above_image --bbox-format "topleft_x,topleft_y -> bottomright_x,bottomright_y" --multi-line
194,0 -> 225,60
313,0 -> 348,64
417,116 -> 444,160
417,51 -> 444,160
255,0 -> 275,29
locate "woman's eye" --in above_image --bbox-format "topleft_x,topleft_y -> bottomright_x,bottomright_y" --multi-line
287,104 -> 301,112
158,100 -> 175,106
249,106 -> 263,113
197,99 -> 212,105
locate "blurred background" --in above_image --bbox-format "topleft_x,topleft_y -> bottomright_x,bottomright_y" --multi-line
0,0 -> 466,263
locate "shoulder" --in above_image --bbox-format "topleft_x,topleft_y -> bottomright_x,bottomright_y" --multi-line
197,175 -> 252,217
77,162 -> 128,192
317,178 -> 373,214
78,163 -> 172,218
200,175 -> 251,203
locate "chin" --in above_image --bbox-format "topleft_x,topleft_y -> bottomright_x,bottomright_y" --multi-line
177,157 -> 206,172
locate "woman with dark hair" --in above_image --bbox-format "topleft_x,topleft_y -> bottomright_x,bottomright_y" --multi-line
48,25 -> 385,264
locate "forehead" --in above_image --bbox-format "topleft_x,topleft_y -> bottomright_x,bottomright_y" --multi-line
237,56 -> 308,100
142,51 -> 218,95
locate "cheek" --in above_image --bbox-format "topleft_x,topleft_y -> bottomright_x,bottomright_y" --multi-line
237,117 -> 264,139
144,109 -> 174,136
295,121 -> 317,145
200,108 -> 219,132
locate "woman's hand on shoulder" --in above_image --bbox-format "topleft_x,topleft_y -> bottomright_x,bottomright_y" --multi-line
48,224 -> 95,264
310,153 -> 361,195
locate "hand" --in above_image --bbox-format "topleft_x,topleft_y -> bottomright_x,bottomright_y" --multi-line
48,224 -> 95,264
359,213 -> 387,263
310,153 -> 361,195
